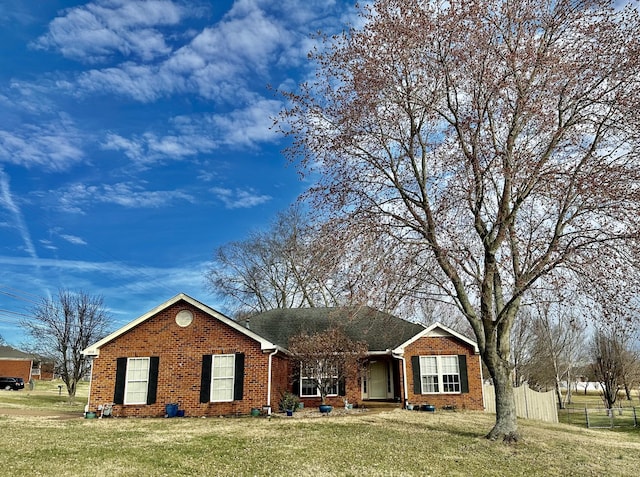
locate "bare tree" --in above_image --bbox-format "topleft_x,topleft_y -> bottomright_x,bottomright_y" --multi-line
205,206 -> 342,315
615,328 -> 640,401
510,308 -> 535,387
21,289 -> 110,398
288,327 -> 368,405
206,205 -> 438,320
526,301 -> 587,408
279,0 -> 640,441
591,327 -> 623,409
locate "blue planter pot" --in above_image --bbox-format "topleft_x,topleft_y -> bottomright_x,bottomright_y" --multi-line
319,404 -> 333,414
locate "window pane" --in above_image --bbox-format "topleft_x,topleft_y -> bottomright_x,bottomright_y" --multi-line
327,377 -> 338,396
441,356 -> 459,374
301,378 -> 317,396
211,380 -> 233,401
213,355 -> 234,377
422,375 -> 439,393
442,374 -> 460,393
420,356 -> 438,374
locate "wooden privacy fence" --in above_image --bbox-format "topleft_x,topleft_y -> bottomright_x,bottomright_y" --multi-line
483,383 -> 558,423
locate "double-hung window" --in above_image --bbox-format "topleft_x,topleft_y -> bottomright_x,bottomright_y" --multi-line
418,356 -> 461,394
124,357 -> 150,404
114,356 -> 159,406
211,354 -> 235,402
420,356 -> 440,393
199,353 -> 244,404
440,356 -> 461,393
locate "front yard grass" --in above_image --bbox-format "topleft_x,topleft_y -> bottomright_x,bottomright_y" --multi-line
1,411 -> 639,475
1,382 -> 639,476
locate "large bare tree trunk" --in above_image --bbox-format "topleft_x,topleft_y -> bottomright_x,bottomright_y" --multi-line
482,321 -> 519,442
488,364 -> 518,442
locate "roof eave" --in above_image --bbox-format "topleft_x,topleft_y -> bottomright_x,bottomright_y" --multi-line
392,322 -> 479,355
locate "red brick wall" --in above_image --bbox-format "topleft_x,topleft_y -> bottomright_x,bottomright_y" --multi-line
403,336 -> 484,411
0,360 -> 32,383
88,300 -> 273,417
269,353 -> 290,411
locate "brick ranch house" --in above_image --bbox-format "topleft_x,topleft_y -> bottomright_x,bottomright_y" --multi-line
82,293 -> 484,417
0,346 -> 34,384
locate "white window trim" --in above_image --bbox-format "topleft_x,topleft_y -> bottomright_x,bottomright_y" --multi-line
419,355 -> 461,395
124,357 -> 150,405
210,354 -> 235,403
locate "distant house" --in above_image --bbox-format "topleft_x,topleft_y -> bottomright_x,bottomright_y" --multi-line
0,345 -> 34,383
82,293 -> 484,417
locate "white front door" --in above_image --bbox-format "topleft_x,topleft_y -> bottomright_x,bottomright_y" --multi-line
368,361 -> 388,399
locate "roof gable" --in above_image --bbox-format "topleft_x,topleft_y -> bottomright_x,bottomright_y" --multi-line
244,306 -> 426,351
82,293 -> 279,356
392,322 -> 479,354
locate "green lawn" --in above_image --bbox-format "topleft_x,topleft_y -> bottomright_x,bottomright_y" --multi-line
1,382 -> 639,476
558,390 -> 639,429
0,379 -> 88,411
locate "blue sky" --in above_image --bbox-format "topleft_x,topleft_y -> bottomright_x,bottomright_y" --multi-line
0,0 -> 358,346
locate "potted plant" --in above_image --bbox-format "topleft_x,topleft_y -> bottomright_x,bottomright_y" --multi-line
279,391 -> 300,416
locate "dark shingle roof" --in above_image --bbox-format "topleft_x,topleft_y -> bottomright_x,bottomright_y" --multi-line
0,345 -> 33,359
244,306 -> 425,351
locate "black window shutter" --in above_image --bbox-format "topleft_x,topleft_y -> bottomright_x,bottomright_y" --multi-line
113,357 -> 127,404
458,355 -> 469,394
411,356 -> 422,394
147,357 -> 160,405
200,355 -> 212,403
233,353 -> 245,401
292,378 -> 300,396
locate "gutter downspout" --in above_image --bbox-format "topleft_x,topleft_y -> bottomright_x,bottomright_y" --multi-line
85,357 -> 94,416
266,349 -> 278,415
397,354 -> 409,408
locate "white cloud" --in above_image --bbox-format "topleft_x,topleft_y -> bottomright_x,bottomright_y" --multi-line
56,181 -> 195,214
102,126 -> 218,167
210,186 -> 271,209
0,119 -> 84,171
60,234 -> 88,246
66,0 -> 353,104
209,97 -> 282,147
76,63 -> 179,102
102,133 -> 145,161
33,0 -> 185,63
39,239 -> 58,251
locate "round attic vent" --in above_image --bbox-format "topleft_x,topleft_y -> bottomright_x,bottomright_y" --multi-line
175,309 -> 193,327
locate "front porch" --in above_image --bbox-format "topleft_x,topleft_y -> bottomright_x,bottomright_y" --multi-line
361,357 -> 403,404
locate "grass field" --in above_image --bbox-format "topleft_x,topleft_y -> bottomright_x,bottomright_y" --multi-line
1,381 -> 639,476
558,390 -> 639,429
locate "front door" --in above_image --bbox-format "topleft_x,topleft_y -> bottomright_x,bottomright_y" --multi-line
368,361 -> 388,399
